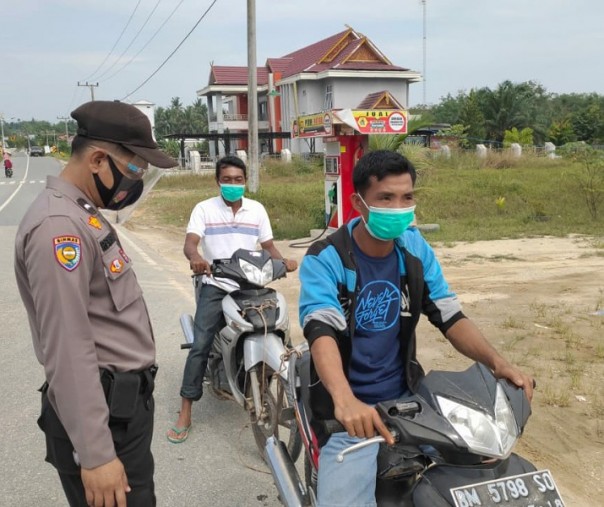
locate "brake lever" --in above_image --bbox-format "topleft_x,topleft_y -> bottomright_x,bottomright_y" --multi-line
336,436 -> 386,463
336,429 -> 400,463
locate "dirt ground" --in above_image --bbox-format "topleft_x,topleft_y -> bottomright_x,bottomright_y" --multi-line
126,221 -> 603,505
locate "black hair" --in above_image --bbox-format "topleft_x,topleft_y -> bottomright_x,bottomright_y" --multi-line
353,150 -> 417,195
70,135 -> 94,156
215,155 -> 247,180
70,135 -> 130,159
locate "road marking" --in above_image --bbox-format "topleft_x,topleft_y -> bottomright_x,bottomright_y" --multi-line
0,180 -> 44,185
0,156 -> 31,213
116,225 -> 158,266
116,225 -> 193,301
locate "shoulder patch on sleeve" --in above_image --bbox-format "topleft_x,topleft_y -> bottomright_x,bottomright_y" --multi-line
54,235 -> 82,271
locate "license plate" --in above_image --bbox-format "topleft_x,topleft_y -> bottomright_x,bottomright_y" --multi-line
450,470 -> 565,507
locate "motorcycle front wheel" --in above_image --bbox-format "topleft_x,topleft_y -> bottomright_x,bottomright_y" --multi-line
248,365 -> 303,463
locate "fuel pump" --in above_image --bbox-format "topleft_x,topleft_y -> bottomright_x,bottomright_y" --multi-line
323,135 -> 367,228
293,107 -> 407,231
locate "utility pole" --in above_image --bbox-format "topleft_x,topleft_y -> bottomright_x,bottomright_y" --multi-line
78,81 -> 99,101
247,0 -> 259,192
57,116 -> 70,138
0,113 -> 5,151
422,0 -> 427,105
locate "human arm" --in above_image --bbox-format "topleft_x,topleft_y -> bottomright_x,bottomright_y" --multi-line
310,335 -> 394,444
184,203 -> 211,274
255,202 -> 297,272
300,245 -> 392,442
260,238 -> 297,272
21,217 -> 130,501
81,458 -> 130,507
407,230 -> 535,401
445,318 -> 535,401
183,232 -> 210,274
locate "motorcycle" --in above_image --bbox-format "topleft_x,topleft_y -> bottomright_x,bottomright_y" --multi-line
180,248 -> 302,461
266,343 -> 566,507
4,160 -> 12,178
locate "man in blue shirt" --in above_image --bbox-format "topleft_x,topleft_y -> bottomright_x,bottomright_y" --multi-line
298,150 -> 534,507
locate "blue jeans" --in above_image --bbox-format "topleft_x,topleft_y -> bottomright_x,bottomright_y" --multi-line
180,283 -> 226,401
317,432 -> 379,507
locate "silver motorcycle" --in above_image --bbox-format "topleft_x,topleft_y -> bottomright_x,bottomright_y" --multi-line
180,248 -> 302,461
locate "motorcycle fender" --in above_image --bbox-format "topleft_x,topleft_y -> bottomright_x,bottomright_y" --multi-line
244,333 -> 289,380
222,295 -> 254,332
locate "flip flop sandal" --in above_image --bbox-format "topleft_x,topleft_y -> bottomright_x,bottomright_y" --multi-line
167,424 -> 191,443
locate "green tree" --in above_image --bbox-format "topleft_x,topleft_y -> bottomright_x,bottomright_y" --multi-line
503,127 -> 534,147
547,119 -> 576,146
481,81 -> 533,143
458,90 -> 486,145
431,91 -> 466,124
572,101 -> 604,143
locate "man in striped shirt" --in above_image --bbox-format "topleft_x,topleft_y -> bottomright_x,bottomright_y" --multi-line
167,155 -> 297,443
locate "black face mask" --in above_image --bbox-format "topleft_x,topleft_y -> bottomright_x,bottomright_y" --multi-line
94,156 -> 144,210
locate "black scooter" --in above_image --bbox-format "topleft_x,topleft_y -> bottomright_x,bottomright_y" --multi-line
265,343 -> 565,507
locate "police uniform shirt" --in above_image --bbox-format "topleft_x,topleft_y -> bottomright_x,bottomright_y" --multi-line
14,175 -> 156,469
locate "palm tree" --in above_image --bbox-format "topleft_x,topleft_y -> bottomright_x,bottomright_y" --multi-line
481,81 -> 533,143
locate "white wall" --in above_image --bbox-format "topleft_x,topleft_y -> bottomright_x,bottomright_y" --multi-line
331,78 -> 409,109
279,76 -> 413,154
132,101 -> 156,140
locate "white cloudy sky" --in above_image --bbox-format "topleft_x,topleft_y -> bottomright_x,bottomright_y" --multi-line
1,0 -> 602,122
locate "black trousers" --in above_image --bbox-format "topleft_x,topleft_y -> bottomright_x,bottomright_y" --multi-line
38,376 -> 156,507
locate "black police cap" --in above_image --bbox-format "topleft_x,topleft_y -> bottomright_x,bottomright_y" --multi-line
71,100 -> 177,168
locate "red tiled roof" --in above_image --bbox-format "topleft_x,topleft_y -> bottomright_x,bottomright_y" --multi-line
357,90 -> 404,109
266,58 -> 293,73
276,28 -> 408,78
206,27 -> 410,87
210,66 -> 269,86
278,30 -> 350,77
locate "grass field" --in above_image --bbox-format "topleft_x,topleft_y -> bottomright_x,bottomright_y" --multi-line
134,149 -> 604,242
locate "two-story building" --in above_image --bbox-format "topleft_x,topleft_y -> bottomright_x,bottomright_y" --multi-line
197,26 -> 421,157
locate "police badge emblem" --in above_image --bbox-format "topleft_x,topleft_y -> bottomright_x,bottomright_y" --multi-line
54,236 -> 82,271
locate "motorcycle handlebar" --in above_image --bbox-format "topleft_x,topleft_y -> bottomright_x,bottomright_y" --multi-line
321,419 -> 345,435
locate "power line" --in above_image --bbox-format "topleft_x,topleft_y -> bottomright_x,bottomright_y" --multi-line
100,0 -> 186,83
122,0 -> 219,101
95,0 -> 164,81
82,0 -> 143,81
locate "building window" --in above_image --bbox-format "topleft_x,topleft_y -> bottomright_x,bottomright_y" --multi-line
259,101 -> 267,121
324,84 -> 333,110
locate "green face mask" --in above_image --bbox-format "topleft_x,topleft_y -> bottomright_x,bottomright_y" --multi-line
358,195 -> 416,241
220,183 -> 245,202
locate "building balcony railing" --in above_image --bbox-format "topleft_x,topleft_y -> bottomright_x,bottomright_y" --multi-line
210,113 -> 247,122
209,113 -> 269,122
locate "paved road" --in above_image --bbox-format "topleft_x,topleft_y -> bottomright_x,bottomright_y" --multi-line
0,155 -> 286,506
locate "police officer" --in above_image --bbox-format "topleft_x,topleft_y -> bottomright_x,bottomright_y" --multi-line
14,100 -> 176,507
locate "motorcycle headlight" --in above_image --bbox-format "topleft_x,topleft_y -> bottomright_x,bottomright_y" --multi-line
436,384 -> 519,459
239,258 -> 273,286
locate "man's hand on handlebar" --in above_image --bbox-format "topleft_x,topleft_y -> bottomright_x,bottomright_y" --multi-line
284,259 -> 298,273
334,395 -> 395,445
190,255 -> 211,275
